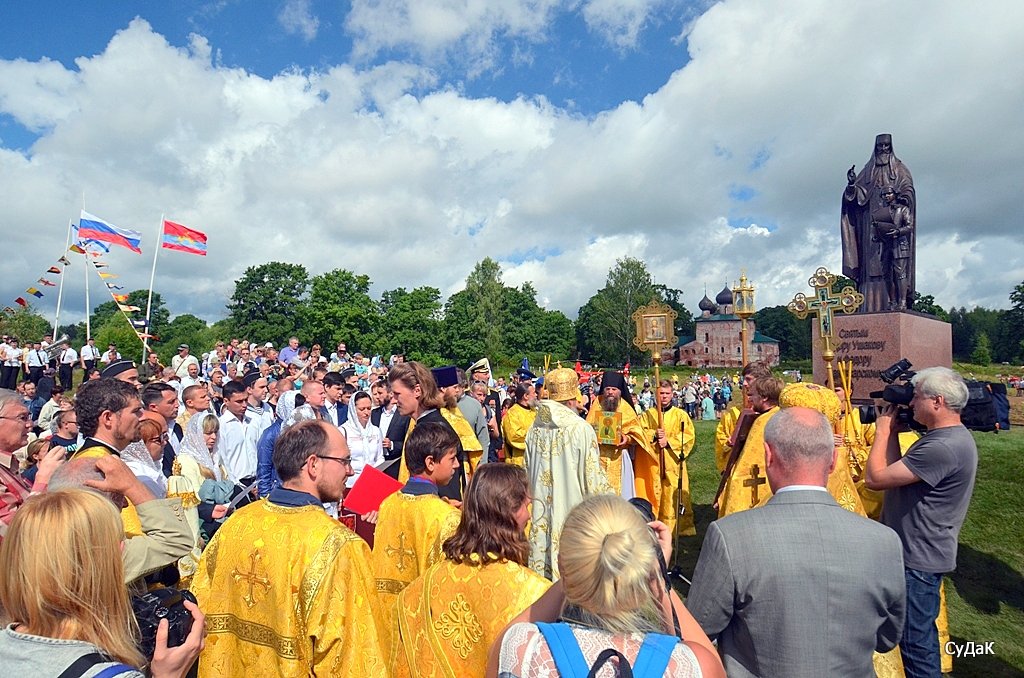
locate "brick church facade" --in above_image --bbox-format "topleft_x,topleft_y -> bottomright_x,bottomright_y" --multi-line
671,285 -> 780,368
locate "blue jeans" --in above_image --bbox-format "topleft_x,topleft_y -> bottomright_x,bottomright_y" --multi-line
900,567 -> 943,678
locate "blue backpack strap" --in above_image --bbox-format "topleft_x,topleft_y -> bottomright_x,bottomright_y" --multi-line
536,622 -> 590,678
632,632 -> 679,676
91,665 -> 137,678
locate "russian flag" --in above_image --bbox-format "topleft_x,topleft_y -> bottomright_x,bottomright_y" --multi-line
79,211 -> 142,254
162,220 -> 207,256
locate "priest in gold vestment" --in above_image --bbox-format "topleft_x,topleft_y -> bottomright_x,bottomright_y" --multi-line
641,380 -> 696,536
392,465 -> 550,678
190,420 -> 387,677
501,383 -> 537,466
585,371 -> 659,511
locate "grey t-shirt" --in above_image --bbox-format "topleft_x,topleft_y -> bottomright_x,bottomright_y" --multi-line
881,424 -> 978,573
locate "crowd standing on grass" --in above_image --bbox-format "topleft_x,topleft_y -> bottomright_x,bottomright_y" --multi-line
0,329 -> 978,676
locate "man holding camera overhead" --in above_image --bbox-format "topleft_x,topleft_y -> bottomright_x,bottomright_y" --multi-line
865,366 -> 978,678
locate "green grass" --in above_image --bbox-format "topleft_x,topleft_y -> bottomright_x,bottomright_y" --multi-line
673,420 -> 1024,677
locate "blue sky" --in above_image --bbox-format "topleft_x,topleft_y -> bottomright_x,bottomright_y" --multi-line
1,0 -> 1023,327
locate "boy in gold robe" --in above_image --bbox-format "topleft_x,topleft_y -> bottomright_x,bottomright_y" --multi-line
501,382 -> 537,466
716,376 -> 783,518
190,420 -> 388,677
393,464 -> 550,677
641,380 -> 696,536
373,421 -> 462,662
714,361 -> 772,472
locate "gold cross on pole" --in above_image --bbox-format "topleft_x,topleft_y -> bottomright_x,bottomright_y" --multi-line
787,267 -> 863,389
743,464 -> 767,507
232,550 -> 272,608
385,532 -> 416,572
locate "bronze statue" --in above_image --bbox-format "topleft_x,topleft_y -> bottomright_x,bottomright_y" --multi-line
840,133 -> 916,312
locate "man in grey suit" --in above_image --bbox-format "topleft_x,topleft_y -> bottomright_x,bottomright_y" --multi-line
687,407 -> 906,678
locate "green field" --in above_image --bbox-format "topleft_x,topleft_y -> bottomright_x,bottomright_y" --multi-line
675,420 -> 1024,678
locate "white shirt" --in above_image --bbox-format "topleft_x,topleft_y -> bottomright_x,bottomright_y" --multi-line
323,398 -> 343,427
59,347 -> 78,365
80,344 -> 101,361
378,403 -> 397,439
171,353 -> 200,378
26,349 -> 46,368
100,350 -> 120,365
340,417 -> 383,488
218,411 -> 256,481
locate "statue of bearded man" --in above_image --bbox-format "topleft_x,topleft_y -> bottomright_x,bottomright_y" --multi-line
840,133 -> 916,313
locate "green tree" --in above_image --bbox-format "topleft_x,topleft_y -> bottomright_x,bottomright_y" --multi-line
91,290 -> 170,338
374,286 -> 443,363
227,262 -> 309,345
653,284 -> 695,339
752,305 -> 812,361
993,281 -> 1024,362
157,314 -> 212,364
501,283 -> 575,364
0,307 -> 51,342
911,292 -> 949,321
95,316 -> 145,357
462,258 -> 505,361
949,307 -> 976,361
442,290 -> 487,367
298,268 -> 378,350
575,257 -> 658,365
970,332 -> 992,366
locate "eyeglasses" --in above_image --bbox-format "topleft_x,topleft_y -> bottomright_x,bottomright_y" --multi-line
316,454 -> 352,467
0,413 -> 31,423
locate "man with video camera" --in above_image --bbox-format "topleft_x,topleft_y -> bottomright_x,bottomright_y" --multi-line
865,366 -> 978,678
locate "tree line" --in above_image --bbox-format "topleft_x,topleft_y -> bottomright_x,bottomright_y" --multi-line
4,262 -> 1022,370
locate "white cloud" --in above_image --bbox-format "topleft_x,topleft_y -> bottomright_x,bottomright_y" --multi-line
581,0 -> 665,50
277,0 -> 321,42
2,1 -> 1024,336
345,0 -> 565,74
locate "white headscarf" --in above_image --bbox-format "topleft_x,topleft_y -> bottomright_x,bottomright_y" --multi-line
284,403 -> 319,430
121,440 -> 167,496
178,412 -> 225,481
276,389 -> 300,422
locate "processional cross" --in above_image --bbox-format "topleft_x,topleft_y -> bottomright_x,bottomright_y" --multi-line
386,533 -> 416,571
743,464 -> 767,507
787,267 -> 863,389
232,550 -> 272,608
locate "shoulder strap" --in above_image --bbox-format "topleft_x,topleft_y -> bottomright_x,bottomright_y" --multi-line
536,622 -> 590,678
56,652 -> 135,678
632,633 -> 679,676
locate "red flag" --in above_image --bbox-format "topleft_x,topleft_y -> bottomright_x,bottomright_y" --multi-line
14,297 -> 27,307
162,220 -> 207,256
623,362 -> 630,376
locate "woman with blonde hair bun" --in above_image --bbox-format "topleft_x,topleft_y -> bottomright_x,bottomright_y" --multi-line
489,494 -> 725,678
0,488 -> 204,677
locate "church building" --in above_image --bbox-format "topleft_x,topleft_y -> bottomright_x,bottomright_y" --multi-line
672,285 -> 780,368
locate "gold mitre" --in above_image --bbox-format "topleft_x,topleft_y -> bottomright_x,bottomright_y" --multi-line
545,368 -> 583,403
779,382 -> 841,427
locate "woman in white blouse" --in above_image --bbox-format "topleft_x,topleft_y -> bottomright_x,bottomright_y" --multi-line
340,391 -> 383,488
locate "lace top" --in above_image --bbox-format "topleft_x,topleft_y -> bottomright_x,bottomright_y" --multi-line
497,622 -> 702,677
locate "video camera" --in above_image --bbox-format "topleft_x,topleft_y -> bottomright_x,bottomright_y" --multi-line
858,358 -> 925,431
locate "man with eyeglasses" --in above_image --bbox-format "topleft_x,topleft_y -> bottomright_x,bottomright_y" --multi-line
191,419 -> 387,676
49,409 -> 81,453
0,389 -> 40,536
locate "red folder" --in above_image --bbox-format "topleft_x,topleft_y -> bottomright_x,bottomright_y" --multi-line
342,465 -> 403,515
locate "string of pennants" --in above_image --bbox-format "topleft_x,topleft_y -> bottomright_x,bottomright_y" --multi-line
2,246 -> 79,317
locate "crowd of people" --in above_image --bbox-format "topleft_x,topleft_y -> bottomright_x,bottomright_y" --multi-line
0,330 -> 979,678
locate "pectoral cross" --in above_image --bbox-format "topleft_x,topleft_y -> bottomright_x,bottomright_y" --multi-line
232,550 -> 271,608
743,464 -> 767,507
386,533 -> 416,572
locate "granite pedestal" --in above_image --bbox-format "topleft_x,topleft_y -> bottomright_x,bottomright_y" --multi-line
812,310 -> 952,402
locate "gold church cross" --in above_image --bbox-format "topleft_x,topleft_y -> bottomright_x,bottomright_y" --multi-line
787,267 -> 863,389
386,533 -> 416,571
743,464 -> 767,507
232,551 -> 271,608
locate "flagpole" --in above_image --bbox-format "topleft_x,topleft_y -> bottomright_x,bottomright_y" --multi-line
143,214 -> 163,361
52,220 -> 73,337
